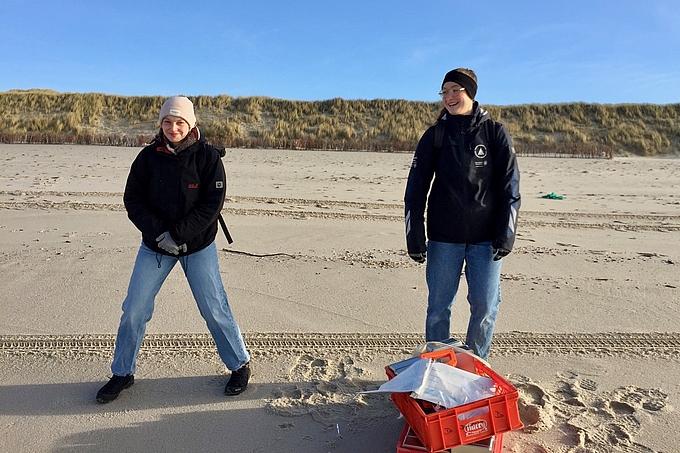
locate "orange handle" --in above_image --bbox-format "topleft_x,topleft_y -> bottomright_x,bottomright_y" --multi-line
419,348 -> 457,367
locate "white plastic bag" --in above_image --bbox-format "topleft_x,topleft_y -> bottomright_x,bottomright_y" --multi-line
361,358 -> 496,409
411,359 -> 496,408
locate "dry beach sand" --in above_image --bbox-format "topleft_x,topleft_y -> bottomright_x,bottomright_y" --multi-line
1,143 -> 679,452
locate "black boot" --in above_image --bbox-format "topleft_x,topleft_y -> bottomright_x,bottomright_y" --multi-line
96,374 -> 134,403
224,363 -> 251,396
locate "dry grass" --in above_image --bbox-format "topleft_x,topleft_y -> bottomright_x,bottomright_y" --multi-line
2,90 -> 679,156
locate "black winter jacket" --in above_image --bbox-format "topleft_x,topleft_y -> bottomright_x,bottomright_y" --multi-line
404,103 -> 521,253
124,136 -> 226,256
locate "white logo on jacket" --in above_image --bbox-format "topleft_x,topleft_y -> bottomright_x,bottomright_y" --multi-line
473,144 -> 488,167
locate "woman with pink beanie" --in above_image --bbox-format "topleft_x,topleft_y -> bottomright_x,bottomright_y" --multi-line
96,96 -> 251,403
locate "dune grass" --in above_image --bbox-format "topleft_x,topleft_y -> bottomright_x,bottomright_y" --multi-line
2,89 -> 679,157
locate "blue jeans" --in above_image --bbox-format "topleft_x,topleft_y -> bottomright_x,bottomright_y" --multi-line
425,240 -> 502,360
111,242 -> 250,376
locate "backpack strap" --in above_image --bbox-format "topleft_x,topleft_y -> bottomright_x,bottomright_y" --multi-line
428,120 -> 446,169
209,142 -> 233,244
433,120 -> 445,149
218,214 -> 234,244
214,145 -> 227,158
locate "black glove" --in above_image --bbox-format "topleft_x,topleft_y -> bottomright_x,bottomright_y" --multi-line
492,248 -> 510,261
405,209 -> 427,264
409,251 -> 427,263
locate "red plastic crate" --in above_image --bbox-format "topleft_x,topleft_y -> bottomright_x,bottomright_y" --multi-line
397,424 -> 503,452
386,352 -> 522,452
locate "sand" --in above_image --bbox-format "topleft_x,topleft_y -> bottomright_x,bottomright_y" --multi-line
0,143 -> 679,452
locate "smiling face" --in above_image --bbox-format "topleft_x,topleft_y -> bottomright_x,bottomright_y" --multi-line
161,115 -> 191,145
441,81 -> 474,116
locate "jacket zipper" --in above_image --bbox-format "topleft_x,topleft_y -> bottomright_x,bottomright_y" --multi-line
458,123 -> 471,241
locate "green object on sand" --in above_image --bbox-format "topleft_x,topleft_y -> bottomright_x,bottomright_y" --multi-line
541,192 -> 564,200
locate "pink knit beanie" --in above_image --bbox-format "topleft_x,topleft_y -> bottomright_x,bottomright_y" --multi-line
159,96 -> 196,128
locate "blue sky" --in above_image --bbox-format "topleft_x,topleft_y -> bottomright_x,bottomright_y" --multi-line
1,0 -> 679,105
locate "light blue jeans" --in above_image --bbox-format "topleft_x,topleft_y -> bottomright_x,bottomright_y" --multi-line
425,240 -> 502,360
111,242 -> 250,376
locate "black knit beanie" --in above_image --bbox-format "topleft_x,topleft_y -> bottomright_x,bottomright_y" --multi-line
442,69 -> 477,100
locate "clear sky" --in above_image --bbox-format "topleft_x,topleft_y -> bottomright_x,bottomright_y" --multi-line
2,0 -> 679,105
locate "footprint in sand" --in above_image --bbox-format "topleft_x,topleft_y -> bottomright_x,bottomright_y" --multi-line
512,374 -> 668,452
265,353 -> 394,429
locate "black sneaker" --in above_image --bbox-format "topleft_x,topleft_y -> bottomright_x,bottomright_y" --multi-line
224,363 -> 251,396
96,374 -> 134,403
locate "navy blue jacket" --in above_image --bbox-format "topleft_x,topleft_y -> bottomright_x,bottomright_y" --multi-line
124,136 -> 226,256
404,103 -> 521,253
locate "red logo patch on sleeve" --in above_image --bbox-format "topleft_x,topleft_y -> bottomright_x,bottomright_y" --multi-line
188,183 -> 199,189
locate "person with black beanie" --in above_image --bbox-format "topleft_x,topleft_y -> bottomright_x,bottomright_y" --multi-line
404,68 -> 521,360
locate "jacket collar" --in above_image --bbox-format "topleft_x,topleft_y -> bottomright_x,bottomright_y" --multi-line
441,102 -> 489,130
154,127 -> 202,155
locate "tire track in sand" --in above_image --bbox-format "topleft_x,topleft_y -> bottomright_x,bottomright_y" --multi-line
2,332 -> 679,356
